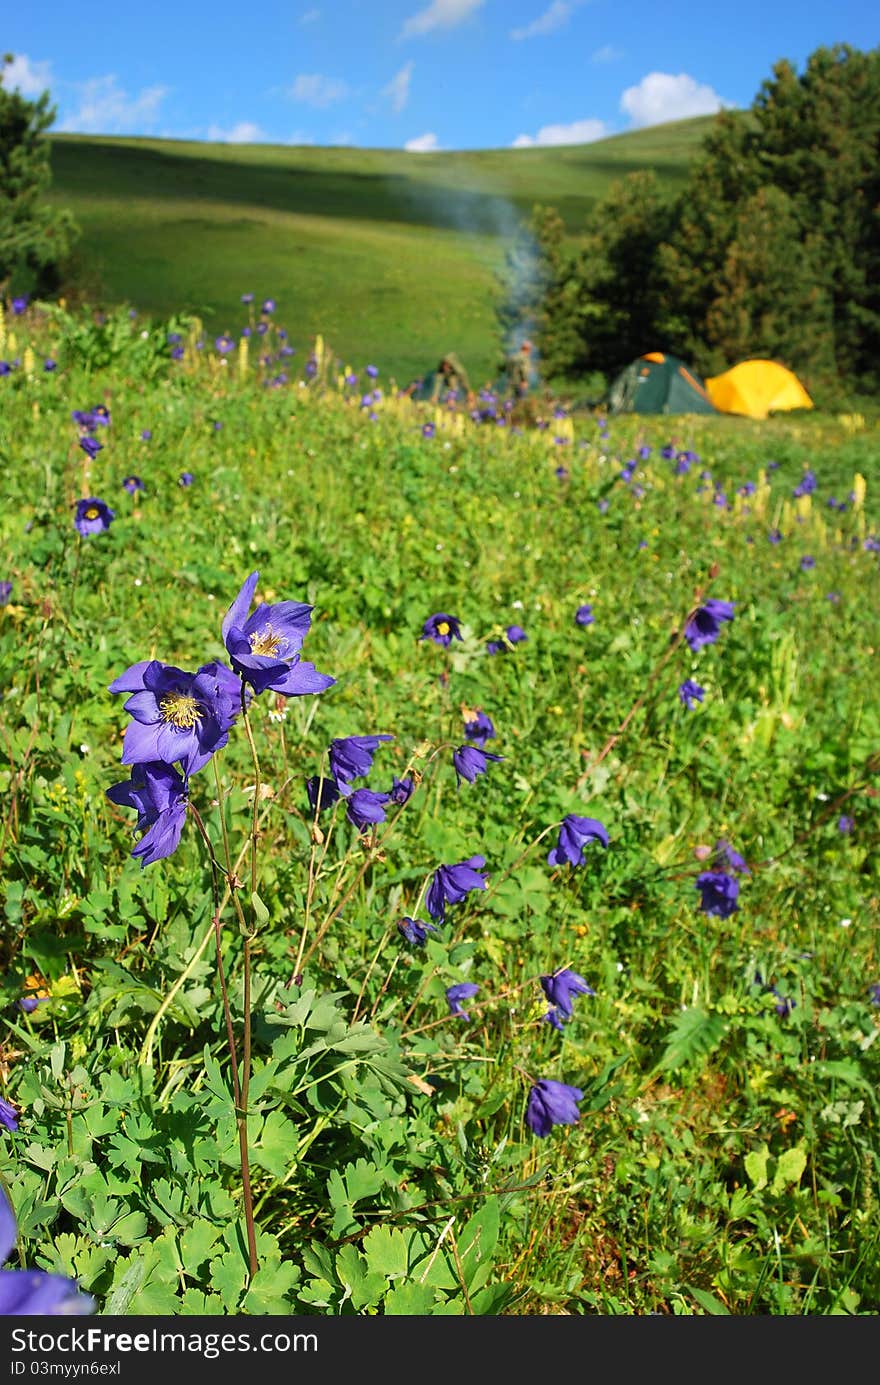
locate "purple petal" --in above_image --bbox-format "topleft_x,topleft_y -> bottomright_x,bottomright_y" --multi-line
222,571 -> 259,644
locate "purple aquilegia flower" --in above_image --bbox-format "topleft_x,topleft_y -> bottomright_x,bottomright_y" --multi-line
446,982 -> 479,1021
0,1189 -> 94,1316
222,570 -> 335,698
575,604 -> 594,627
328,734 -> 393,791
74,498 -> 114,537
452,744 -> 504,789
365,364 -> 378,378
463,709 -> 495,747
800,555 -> 815,571
140,429 -> 152,441
389,776 -> 414,805
678,678 -> 705,710
17,995 -> 48,1015
215,335 -> 235,354
768,528 -> 782,544
793,469 -> 817,498
122,475 -> 144,495
713,840 -> 750,874
485,640 -> 505,656
11,296 -> 28,315
838,815 -> 854,834
398,917 -> 438,947
241,292 -> 254,304
178,472 -> 194,486
421,612 -> 462,646
547,815 -> 609,868
0,1097 -> 18,1133
78,435 -> 103,459
106,762 -> 188,867
526,1079 -> 584,1138
261,299 -> 276,314
506,625 -> 528,645
345,788 -> 390,833
306,774 -> 341,813
684,599 -> 735,652
109,660 -> 241,776
868,983 -> 880,1007
0,582 -> 11,605
540,968 -> 595,1031
696,870 -> 739,918
426,856 -> 488,924
43,359 -> 57,373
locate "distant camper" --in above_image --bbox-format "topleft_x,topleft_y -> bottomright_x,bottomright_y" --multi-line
430,352 -> 471,402
503,340 -> 534,398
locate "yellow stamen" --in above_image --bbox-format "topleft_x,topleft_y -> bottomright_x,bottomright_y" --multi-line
159,692 -> 202,729
85,507 -> 100,520
437,621 -> 450,636
250,626 -> 284,657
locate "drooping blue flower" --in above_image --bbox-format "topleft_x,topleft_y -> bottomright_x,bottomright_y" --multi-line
793,469 -> 817,498
398,917 -> 438,947
74,498 -> 114,537
389,776 -> 414,805
241,292 -> 254,304
109,659 -> 241,776
261,299 -> 276,314
106,762 -> 188,867
868,983 -> 880,1007
215,334 -> 235,354
684,599 -> 735,652
345,788 -> 390,833
0,1189 -> 94,1316
713,840 -> 750,874
178,472 -> 194,486
420,612 -> 462,646
678,678 -> 705,710
0,1097 -> 18,1133
78,435 -> 103,460
0,582 -> 11,605
838,815 -> 854,834
11,296 -> 28,315
365,364 -> 379,378
463,709 -> 495,747
446,982 -> 479,1021
695,870 -> 739,918
426,856 -> 488,924
800,554 -> 815,571
222,570 -> 335,698
575,604 -> 594,627
452,744 -> 504,789
526,1079 -> 584,1138
506,625 -> 528,645
328,734 -> 393,791
122,475 -> 144,495
768,528 -> 783,544
540,969 -> 595,1028
305,774 -> 341,813
547,815 -> 609,868
140,429 -> 152,441
485,640 -> 505,656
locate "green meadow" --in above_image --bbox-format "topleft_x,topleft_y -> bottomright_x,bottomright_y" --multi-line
0,301 -> 878,1315
47,119 -> 713,387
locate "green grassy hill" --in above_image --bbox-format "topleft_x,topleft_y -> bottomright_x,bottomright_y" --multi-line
48,118 -> 717,386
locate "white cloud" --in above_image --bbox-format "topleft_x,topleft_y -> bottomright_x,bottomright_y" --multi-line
512,117 -> 608,147
591,44 -> 622,63
401,0 -> 484,39
510,1 -> 578,41
1,54 -> 53,97
56,76 -> 168,134
383,62 -> 414,114
405,131 -> 441,152
621,71 -> 728,127
206,121 -> 265,144
289,73 -> 349,108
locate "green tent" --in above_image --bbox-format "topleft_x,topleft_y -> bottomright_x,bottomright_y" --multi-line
608,352 -> 717,415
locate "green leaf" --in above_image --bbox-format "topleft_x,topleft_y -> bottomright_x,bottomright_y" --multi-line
655,1007 -> 727,1072
362,1224 -> 410,1280
744,1145 -> 770,1191
688,1285 -> 731,1315
771,1143 -> 807,1194
180,1220 -> 222,1274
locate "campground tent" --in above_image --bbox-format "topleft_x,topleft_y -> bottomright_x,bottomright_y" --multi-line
608,353 -> 717,415
705,360 -> 813,420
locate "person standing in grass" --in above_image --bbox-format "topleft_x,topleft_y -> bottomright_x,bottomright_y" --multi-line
430,351 -> 472,404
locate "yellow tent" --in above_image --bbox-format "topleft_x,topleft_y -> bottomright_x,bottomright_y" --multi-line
705,360 -> 813,420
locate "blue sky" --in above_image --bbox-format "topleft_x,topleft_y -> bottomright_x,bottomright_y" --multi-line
4,0 -> 877,151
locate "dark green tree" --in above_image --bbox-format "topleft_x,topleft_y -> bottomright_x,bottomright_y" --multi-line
0,54 -> 78,298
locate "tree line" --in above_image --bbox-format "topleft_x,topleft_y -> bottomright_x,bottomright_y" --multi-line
503,44 -> 880,396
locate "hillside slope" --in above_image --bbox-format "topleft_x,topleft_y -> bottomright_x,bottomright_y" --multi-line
47,118 -> 716,385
